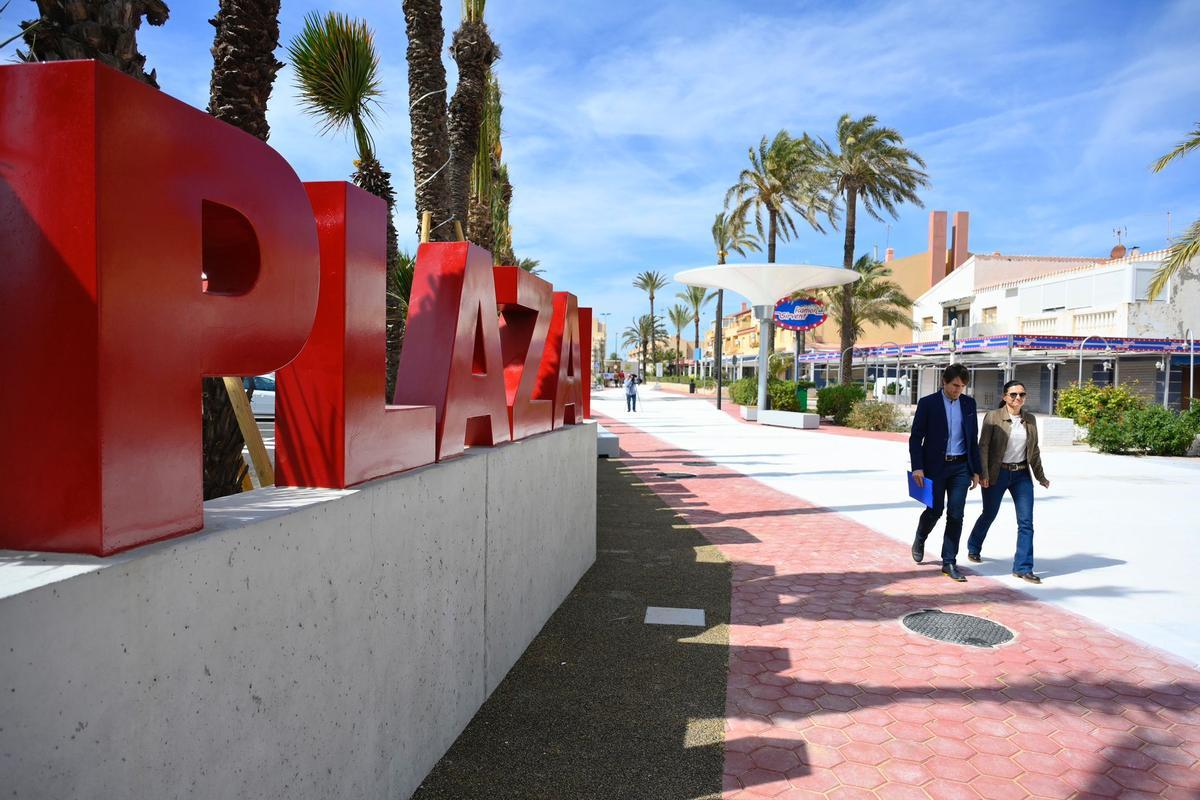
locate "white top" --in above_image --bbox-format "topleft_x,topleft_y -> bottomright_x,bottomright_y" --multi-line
672,264 -> 859,306
1002,413 -> 1028,463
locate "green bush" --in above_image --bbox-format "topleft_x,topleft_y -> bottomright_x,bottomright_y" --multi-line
846,399 -> 902,431
1089,403 -> 1197,456
768,379 -> 800,412
1087,409 -> 1139,454
1129,405 -> 1196,456
817,384 -> 867,424
1057,382 -> 1144,426
884,382 -> 899,395
729,377 -> 758,405
795,379 -> 816,390
730,377 -> 800,410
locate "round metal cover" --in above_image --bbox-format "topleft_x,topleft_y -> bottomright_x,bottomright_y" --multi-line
655,471 -> 697,479
901,609 -> 1014,648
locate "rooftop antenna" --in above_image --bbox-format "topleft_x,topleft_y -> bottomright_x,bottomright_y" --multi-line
873,243 -> 879,261
1167,211 -> 1172,243
1113,226 -> 1126,245
886,223 -> 892,247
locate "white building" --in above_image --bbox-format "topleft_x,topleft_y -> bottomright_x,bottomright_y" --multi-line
909,247 -> 1200,411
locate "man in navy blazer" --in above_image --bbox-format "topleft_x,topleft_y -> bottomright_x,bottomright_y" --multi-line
909,363 -> 982,582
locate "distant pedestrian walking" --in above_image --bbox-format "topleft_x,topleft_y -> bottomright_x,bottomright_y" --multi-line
967,380 -> 1051,583
908,364 -> 982,582
625,373 -> 639,412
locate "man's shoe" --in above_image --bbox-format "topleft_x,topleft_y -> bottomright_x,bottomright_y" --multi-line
942,563 -> 967,582
911,535 -> 926,563
967,552 -> 982,563
1013,572 -> 1042,584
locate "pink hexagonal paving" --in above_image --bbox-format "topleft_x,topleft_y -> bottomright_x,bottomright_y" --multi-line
596,415 -> 1200,799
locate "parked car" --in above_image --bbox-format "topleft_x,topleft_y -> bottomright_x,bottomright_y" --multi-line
243,374 -> 276,419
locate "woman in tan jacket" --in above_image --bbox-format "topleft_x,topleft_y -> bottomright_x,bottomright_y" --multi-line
966,380 -> 1050,583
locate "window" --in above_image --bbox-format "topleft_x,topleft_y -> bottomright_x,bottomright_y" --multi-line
254,376 -> 276,391
922,316 -> 935,331
982,307 -> 997,324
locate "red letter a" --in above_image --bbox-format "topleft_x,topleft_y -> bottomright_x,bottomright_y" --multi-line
538,292 -> 584,427
393,243 -> 511,459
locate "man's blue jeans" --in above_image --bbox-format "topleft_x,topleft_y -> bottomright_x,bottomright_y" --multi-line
626,393 -> 636,412
914,460 -> 970,565
968,468 -> 1035,573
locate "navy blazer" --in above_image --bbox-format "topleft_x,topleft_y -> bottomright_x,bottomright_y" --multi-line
908,390 -> 983,478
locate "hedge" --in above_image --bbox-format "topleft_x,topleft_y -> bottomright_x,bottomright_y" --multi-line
817,384 -> 866,425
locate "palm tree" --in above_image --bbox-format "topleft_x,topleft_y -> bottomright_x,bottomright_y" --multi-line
621,314 -> 667,377
289,12 -> 404,396
1148,123 -> 1200,299
201,0 -> 284,500
822,114 -> 928,382
386,251 -> 416,400
677,285 -> 714,375
668,304 -> 692,377
517,257 -> 543,276
633,270 -> 669,365
447,0 -> 499,236
726,131 -> 832,263
18,0 -> 169,86
819,255 -> 915,346
206,0 -> 283,142
726,131 -> 833,355
711,209 -> 761,406
401,0 -> 452,241
468,72 -> 501,255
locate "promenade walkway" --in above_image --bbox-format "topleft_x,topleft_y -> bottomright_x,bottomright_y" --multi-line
593,388 -> 1199,799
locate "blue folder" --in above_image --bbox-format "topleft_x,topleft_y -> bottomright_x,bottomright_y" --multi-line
907,471 -> 934,508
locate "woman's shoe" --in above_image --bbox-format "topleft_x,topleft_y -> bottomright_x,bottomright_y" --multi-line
1012,572 -> 1042,584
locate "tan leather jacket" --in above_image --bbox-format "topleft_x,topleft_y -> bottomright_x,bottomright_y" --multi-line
978,408 -> 1048,486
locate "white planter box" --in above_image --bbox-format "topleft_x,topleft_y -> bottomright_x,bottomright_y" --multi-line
758,410 -> 820,429
740,405 -> 757,421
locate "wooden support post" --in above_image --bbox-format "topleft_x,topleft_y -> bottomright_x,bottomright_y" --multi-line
453,221 -> 465,242
420,211 -> 431,244
222,376 -> 274,488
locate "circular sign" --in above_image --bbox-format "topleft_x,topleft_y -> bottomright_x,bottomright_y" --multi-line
773,296 -> 827,331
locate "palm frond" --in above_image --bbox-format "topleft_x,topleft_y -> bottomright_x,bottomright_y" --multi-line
287,11 -> 382,161
1152,124 -> 1200,173
1147,217 -> 1200,300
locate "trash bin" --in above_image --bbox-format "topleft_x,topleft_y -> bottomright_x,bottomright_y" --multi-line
795,386 -> 808,411
689,379 -> 696,394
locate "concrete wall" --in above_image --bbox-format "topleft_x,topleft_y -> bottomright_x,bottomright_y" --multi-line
0,422 -> 596,800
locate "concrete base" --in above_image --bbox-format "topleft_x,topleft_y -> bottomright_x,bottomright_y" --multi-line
596,423 -> 619,457
1188,433 -> 1200,457
0,423 -> 596,800
1036,415 -> 1077,446
739,406 -> 757,421
758,410 -> 820,429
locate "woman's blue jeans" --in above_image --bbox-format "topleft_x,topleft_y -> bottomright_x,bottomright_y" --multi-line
968,469 -> 1035,573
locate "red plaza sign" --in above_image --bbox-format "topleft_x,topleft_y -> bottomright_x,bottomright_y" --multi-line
0,62 -> 590,556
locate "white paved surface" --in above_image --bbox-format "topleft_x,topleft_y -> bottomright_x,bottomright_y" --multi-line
595,387 -> 1200,667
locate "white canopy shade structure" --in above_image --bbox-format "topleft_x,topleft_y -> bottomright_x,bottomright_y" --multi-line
674,263 -> 859,412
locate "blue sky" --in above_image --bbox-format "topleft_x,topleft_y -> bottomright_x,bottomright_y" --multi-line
127,0 -> 1200,350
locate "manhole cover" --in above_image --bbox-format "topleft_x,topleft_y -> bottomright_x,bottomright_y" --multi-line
655,471 -> 697,479
901,609 -> 1014,648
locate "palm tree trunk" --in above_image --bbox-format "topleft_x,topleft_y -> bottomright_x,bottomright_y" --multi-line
649,296 -> 656,367
693,315 -> 700,377
19,0 -> 170,85
839,186 -> 858,383
402,0 -> 452,241
206,0 -> 282,141
201,0 -> 283,500
447,19 -> 499,237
